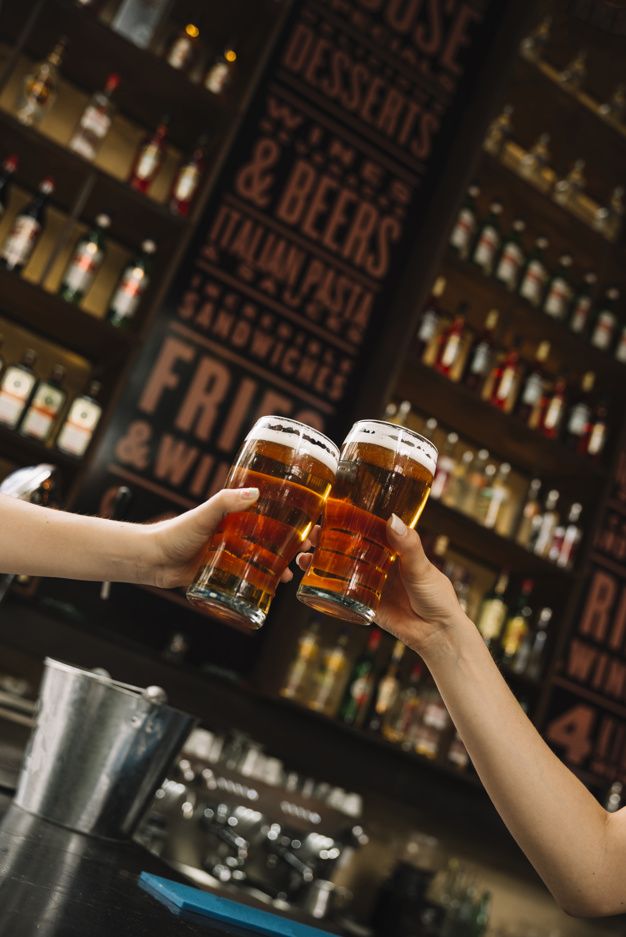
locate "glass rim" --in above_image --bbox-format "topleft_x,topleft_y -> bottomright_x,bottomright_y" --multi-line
347,419 -> 439,458
246,415 -> 340,459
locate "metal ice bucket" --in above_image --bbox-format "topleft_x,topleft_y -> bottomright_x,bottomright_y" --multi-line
14,658 -> 196,839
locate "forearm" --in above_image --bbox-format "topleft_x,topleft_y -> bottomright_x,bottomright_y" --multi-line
423,614 -> 610,916
0,496 -> 151,584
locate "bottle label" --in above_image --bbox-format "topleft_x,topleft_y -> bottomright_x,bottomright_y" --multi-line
63,244 -> 104,293
543,396 -> 564,430
588,422 -> 607,456
521,373 -> 543,406
449,208 -> 475,252
503,617 -> 528,656
441,333 -> 461,368
173,164 -> 200,202
495,366 -> 516,401
417,311 -> 438,343
206,62 -> 230,93
519,261 -> 547,305
570,296 -> 592,333
477,600 -> 506,640
1,216 -> 41,268
110,267 -> 147,319
134,143 -> 160,181
496,243 -> 523,288
375,676 -> 399,714
167,37 -> 192,69
350,675 -> 373,707
0,368 -> 36,427
57,398 -> 102,456
78,105 -> 111,142
567,403 -> 590,437
21,384 -> 65,440
591,312 -> 616,350
544,278 -> 573,319
469,341 -> 491,376
473,226 -> 500,270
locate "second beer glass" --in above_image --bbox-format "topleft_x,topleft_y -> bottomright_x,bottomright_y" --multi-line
297,420 -> 437,625
187,416 -> 339,630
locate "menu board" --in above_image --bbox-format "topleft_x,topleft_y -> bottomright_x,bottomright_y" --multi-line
543,443 -> 626,793
60,0 -> 513,656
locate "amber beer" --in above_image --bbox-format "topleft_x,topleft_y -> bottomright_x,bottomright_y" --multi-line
187,416 -> 339,630
297,420 -> 437,625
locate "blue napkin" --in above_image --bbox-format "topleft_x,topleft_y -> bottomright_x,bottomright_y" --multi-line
139,872 -> 337,937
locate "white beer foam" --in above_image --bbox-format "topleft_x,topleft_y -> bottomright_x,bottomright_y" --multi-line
245,417 -> 339,474
343,421 -> 438,475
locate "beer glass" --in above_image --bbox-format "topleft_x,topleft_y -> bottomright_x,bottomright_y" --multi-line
187,416 -> 339,631
297,420 -> 437,625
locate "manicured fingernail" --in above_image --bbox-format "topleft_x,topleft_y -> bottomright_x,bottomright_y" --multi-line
390,514 -> 408,537
240,487 -> 259,500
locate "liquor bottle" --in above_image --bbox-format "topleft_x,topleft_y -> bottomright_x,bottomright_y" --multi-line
280,622 -> 320,702
416,276 -> 446,358
449,185 -> 480,259
563,371 -> 595,451
0,177 -> 55,274
519,133 -> 551,183
499,579 -> 534,667
558,50 -> 587,91
19,365 -> 66,443
525,607 -> 552,681
585,398 -> 609,462
433,307 -> 466,378
107,240 -> 156,328
568,272 -> 597,336
483,105 -> 514,157
56,380 -> 103,457
58,214 -> 110,304
111,0 -> 171,48
0,155 -> 18,221
552,503 -> 583,569
476,462 -> 511,530
430,432 -> 458,501
520,16 -> 552,62
205,42 -> 238,94
473,891 -> 492,937
530,489 -> 560,557
459,448 -> 490,515
68,73 -> 120,161
615,326 -> 626,364
413,677 -> 451,759
462,309 -> 499,394
443,449 -> 474,510
518,237 -> 549,307
307,632 -> 349,717
537,376 -> 568,440
165,23 -> 200,72
590,289 -> 620,352
382,662 -> 425,746
365,640 -> 406,734
128,117 -> 169,193
554,158 -> 587,208
494,219 -> 526,291
169,135 -> 208,217
515,341 -> 550,428
489,344 -> 522,413
475,572 -> 509,651
0,349 -> 37,428
516,478 -> 542,548
15,36 -> 67,127
339,628 -> 382,727
471,201 -> 503,275
543,255 -> 574,320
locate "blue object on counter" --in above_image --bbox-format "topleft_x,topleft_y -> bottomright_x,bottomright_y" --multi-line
139,872 -> 337,937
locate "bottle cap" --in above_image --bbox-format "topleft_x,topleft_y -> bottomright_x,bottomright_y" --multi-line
447,431 -> 459,445
490,201 -> 503,213
185,23 -> 200,38
499,462 -> 511,475
512,219 -> 526,231
95,214 -> 111,228
559,255 -> 573,266
40,177 -> 55,194
583,272 -> 597,285
468,184 -> 480,197
87,380 -> 102,398
51,364 -> 66,383
478,448 -> 489,460
433,276 -> 446,297
536,237 -> 549,249
141,240 -> 157,254
105,73 -> 121,92
3,154 -> 18,172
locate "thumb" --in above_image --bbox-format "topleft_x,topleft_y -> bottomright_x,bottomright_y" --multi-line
386,514 -> 431,589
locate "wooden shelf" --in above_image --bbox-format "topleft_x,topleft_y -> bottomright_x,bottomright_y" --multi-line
0,424 -> 78,471
0,268 -> 133,363
395,358 -> 608,485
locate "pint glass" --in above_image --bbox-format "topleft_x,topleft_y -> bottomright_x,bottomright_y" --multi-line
187,416 -> 339,630
297,420 -> 437,625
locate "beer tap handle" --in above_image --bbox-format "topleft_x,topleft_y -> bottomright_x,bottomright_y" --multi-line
100,485 -> 132,600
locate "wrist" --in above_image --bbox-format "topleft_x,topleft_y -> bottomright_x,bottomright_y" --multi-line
418,610 -> 478,670
106,520 -> 155,585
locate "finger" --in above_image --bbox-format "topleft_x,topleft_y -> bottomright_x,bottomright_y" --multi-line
301,538 -> 312,553
280,568 -> 294,583
386,515 -> 431,586
185,487 -> 259,532
296,552 -> 313,571
311,525 -> 321,546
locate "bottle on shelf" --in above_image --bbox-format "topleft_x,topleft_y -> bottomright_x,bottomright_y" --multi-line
518,237 -> 549,307
471,200 -> 503,275
558,50 -> 587,91
563,371 -> 595,452
442,449 -> 475,510
339,628 -> 382,728
494,219 -> 526,291
204,42 -> 238,94
56,380 -> 103,458
430,432 -> 459,501
543,255 -> 574,321
0,349 -> 37,429
524,607 -> 552,681
128,116 -> 169,193
19,364 -> 67,443
280,621 -> 320,703
68,73 -> 120,162
537,375 -> 568,440
515,340 -> 550,428
476,462 -> 511,530
530,489 -> 560,557
615,326 -> 626,364
554,159 -> 587,209
107,239 -> 156,328
599,83 -> 626,124
169,135 -> 208,217
568,272 -> 597,336
585,398 -> 609,462
518,133 -> 552,186
382,662 -> 425,747
520,16 -> 552,62
59,214 -> 110,304
515,478 -> 542,549
15,36 -> 67,127
111,0 -> 172,48
366,640 -> 406,734
449,185 -> 480,259
416,276 -> 446,359
307,631 -> 350,717
433,306 -> 467,378
550,503 -> 583,569
475,572 -> 509,652
483,104 -> 514,157
462,309 -> 499,394
488,343 -> 522,413
499,579 -> 534,667
0,177 -> 55,274
0,155 -> 18,221
590,288 -> 620,353
413,677 -> 451,760
165,23 -> 200,72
